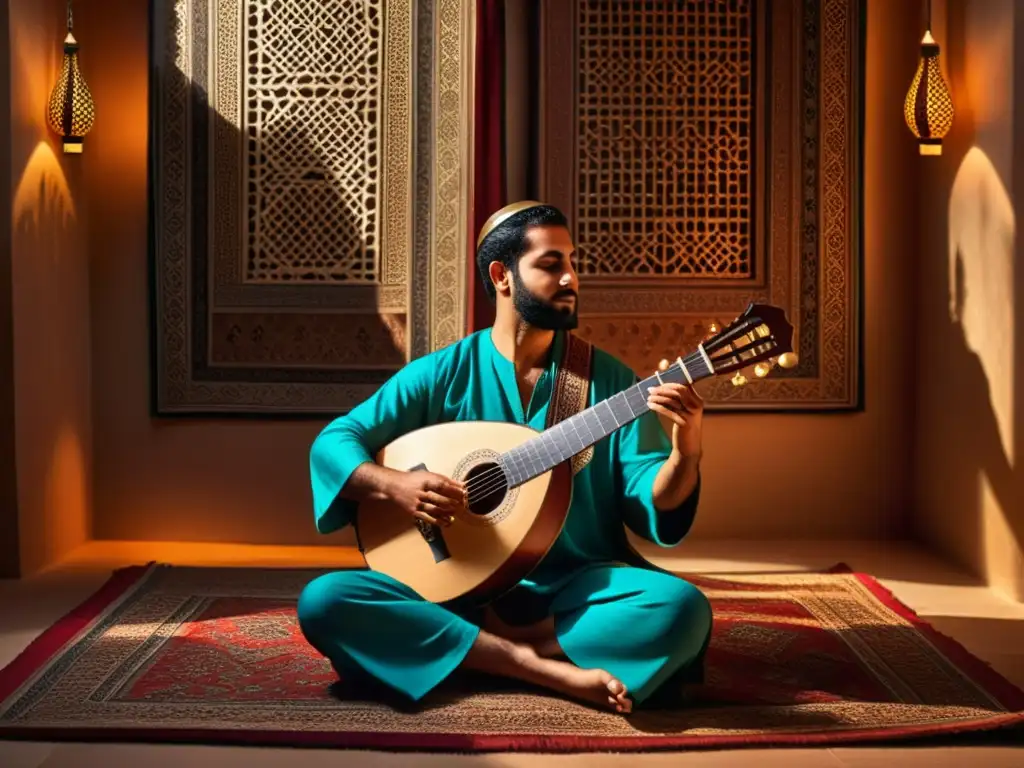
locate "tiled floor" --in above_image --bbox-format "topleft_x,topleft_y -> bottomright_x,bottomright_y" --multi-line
0,538 -> 1022,767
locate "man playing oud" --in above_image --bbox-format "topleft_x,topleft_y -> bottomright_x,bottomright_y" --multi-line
298,202 -> 712,714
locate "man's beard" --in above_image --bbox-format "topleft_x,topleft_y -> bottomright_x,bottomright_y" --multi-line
512,269 -> 579,331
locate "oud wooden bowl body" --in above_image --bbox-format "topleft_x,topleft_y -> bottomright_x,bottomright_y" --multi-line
354,421 -> 573,605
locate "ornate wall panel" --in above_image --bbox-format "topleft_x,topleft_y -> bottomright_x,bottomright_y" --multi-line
149,0 -> 473,414
540,0 -> 864,410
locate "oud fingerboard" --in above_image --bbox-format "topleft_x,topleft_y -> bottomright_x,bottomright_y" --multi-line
501,350 -> 712,487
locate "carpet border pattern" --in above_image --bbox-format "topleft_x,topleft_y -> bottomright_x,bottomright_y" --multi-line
0,563 -> 1021,752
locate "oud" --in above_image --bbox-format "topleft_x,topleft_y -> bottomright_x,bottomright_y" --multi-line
354,303 -> 795,605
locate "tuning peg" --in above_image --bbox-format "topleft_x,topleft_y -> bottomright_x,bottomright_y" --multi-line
778,352 -> 799,369
753,362 -> 771,378
707,322 -> 720,334
731,372 -> 748,387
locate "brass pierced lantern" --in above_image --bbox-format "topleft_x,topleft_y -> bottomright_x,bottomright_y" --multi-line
903,30 -> 953,156
46,1 -> 95,154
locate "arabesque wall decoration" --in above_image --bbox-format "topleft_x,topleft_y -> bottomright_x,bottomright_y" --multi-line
149,0 -> 474,414
538,0 -> 864,411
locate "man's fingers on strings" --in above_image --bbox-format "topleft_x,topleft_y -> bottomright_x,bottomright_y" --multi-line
648,401 -> 686,426
648,391 -> 687,413
649,384 -> 702,414
646,393 -> 673,409
423,490 -> 464,514
428,475 -> 466,496
423,477 -> 467,507
655,381 -> 699,396
647,382 -> 691,401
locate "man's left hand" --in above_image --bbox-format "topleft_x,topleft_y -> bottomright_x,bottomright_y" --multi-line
646,379 -> 704,461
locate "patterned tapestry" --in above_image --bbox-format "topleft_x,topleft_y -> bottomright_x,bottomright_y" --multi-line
149,0 -> 473,414
539,0 -> 864,410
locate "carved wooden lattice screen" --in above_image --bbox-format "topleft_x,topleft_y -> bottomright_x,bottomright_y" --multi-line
150,0 -> 473,414
541,0 -> 863,410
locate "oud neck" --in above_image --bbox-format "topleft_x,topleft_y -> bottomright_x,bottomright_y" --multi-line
501,346 -> 715,487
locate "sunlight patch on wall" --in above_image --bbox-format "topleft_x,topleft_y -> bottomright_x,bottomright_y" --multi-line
978,473 -> 1024,600
948,146 -> 1015,468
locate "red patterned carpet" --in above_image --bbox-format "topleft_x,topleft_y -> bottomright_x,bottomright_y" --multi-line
0,563 -> 1021,752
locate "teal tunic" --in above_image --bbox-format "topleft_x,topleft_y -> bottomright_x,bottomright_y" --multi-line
298,329 -> 712,706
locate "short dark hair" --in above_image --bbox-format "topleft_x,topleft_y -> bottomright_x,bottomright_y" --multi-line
475,205 -> 569,303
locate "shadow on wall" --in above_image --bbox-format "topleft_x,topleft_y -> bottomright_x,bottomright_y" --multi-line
154,5 -> 405,381
919,0 -> 1024,600
135,5 -> 407,545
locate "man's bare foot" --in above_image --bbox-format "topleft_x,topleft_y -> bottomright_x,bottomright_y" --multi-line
463,631 -> 632,714
543,657 -> 633,713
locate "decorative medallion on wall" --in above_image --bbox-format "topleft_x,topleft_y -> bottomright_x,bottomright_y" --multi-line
149,0 -> 473,414
540,0 -> 864,410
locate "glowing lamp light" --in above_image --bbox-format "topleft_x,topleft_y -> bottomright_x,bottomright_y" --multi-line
46,1 -> 95,154
903,29 -> 953,156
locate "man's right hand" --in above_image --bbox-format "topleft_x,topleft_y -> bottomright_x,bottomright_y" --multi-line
386,469 -> 468,527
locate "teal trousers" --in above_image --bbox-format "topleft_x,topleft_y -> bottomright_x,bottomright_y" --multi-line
297,564 -> 713,707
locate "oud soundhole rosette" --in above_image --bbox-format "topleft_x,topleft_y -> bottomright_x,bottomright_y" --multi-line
453,449 -> 517,526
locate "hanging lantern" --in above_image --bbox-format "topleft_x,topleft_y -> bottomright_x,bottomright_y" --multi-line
46,1 -> 95,154
903,29 -> 954,156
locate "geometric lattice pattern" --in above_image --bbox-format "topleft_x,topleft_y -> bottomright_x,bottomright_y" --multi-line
541,0 -> 862,410
576,0 -> 754,278
151,0 -> 472,413
245,0 -> 381,282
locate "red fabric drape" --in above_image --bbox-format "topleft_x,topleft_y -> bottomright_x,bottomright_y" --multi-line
468,0 -> 506,333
